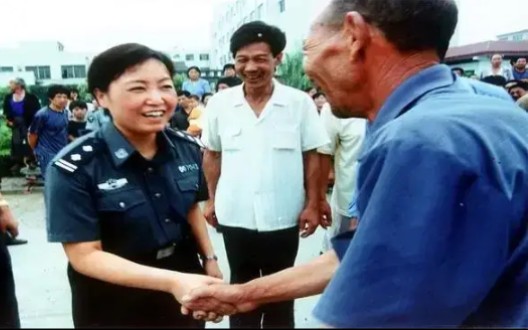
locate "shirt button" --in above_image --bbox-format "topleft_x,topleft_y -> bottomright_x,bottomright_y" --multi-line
147,167 -> 154,173
164,218 -> 171,223
154,193 -> 162,198
195,184 -> 199,189
119,202 -> 126,208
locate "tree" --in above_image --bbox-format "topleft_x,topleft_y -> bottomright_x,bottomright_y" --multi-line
173,74 -> 187,90
277,52 -> 312,91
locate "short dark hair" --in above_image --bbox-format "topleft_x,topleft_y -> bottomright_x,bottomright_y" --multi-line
88,43 -> 175,98
47,85 -> 70,99
507,80 -> 528,92
215,77 -> 243,92
190,94 -> 200,102
202,93 -> 213,103
223,64 -> 235,73
230,21 -> 287,57
177,90 -> 191,98
187,66 -> 201,76
324,0 -> 458,60
69,100 -> 88,110
451,67 -> 464,75
482,75 -> 507,87
70,88 -> 79,94
312,92 -> 326,100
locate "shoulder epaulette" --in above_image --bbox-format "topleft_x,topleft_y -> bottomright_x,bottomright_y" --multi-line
52,135 -> 102,174
166,129 -> 205,149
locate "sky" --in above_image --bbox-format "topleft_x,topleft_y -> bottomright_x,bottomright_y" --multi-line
0,0 -> 525,54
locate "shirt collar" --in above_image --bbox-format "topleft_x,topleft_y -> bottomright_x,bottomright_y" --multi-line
102,122 -> 176,168
370,64 -> 455,134
233,79 -> 287,108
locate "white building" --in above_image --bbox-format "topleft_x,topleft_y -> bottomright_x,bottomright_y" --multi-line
0,41 -> 93,87
210,0 -> 325,69
165,46 -> 213,71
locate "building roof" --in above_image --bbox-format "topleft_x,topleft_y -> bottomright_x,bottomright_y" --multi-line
445,40 -> 528,62
497,29 -> 528,38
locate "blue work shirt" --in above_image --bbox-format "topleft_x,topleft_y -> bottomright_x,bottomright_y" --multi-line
313,64 -> 528,328
513,69 -> 528,81
182,79 -> 211,98
29,107 -> 69,156
45,122 -> 208,259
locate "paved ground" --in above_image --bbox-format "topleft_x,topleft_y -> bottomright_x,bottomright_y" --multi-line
5,193 -> 326,328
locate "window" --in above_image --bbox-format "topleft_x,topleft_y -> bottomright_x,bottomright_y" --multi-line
25,66 -> 51,80
278,0 -> 285,13
61,65 -> 86,79
173,54 -> 181,60
200,54 -> 210,61
513,34 -> 523,41
0,66 -> 13,73
186,54 -> 195,61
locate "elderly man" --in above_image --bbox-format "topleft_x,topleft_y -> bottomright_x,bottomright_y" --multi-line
182,0 -> 528,328
201,21 -> 328,328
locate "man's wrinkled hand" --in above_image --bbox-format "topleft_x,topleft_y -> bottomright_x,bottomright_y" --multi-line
182,283 -> 257,319
299,205 -> 319,238
320,199 -> 332,229
0,205 -> 19,238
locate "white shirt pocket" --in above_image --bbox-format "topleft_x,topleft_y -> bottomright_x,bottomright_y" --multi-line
222,126 -> 243,151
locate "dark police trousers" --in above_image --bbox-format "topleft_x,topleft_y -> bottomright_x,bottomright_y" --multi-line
0,234 -> 20,328
221,225 -> 299,329
67,238 -> 205,328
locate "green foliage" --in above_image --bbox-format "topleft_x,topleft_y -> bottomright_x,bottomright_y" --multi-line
0,122 -> 11,157
278,52 -> 312,90
173,74 -> 187,90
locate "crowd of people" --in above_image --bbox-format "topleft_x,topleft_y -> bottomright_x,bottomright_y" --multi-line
1,0 -> 528,328
452,54 -> 528,110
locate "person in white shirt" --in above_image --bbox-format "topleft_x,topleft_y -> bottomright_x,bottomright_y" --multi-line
201,21 -> 329,329
318,103 -> 366,252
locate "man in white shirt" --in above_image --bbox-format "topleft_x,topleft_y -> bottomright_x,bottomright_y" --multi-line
318,103 -> 366,252
201,21 -> 329,329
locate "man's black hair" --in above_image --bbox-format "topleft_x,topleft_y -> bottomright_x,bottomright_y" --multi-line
47,85 -> 70,99
69,100 -> 88,110
230,21 -> 287,57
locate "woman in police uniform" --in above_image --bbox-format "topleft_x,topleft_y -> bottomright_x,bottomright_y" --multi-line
45,43 -> 224,328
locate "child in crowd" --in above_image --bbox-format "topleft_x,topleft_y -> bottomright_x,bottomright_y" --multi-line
67,101 -> 88,142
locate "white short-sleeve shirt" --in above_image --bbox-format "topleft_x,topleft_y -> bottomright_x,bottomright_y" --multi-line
317,104 -> 366,216
202,81 -> 329,231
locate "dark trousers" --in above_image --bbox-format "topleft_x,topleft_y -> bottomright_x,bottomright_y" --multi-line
221,225 -> 299,329
68,239 -> 205,328
0,234 -> 20,328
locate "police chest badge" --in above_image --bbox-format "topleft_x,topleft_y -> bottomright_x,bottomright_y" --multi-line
115,148 -> 129,159
97,178 -> 128,191
178,164 -> 199,173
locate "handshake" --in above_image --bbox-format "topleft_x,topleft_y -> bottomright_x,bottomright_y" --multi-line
174,274 -> 259,324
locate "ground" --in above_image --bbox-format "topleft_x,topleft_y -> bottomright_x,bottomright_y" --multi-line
6,193 -> 326,328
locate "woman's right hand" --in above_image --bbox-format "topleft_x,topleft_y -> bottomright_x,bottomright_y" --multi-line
173,273 -> 234,322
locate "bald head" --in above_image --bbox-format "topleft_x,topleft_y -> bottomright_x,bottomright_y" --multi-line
320,0 -> 458,60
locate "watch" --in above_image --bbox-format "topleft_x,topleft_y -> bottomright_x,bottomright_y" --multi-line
200,254 -> 218,262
